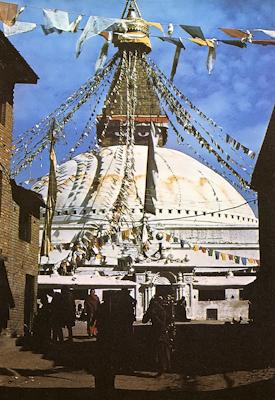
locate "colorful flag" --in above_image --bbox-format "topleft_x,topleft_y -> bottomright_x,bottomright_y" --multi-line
219,28 -> 250,39
145,20 -> 163,32
0,1 -> 18,26
193,244 -> 199,252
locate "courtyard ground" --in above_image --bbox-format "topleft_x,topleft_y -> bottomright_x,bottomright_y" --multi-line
0,321 -> 275,400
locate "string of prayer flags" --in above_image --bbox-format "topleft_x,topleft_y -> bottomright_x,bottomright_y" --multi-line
225,135 -> 256,159
180,24 -> 205,40
147,58 -> 257,175
3,20 -> 36,36
182,242 -> 258,267
42,9 -> 82,35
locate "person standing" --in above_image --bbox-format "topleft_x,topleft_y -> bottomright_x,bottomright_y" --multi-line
61,287 -> 76,341
51,292 -> 64,343
84,289 -> 100,337
142,296 -> 172,375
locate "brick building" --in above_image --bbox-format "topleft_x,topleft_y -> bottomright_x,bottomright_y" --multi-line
250,106 -> 275,323
0,31 -> 44,336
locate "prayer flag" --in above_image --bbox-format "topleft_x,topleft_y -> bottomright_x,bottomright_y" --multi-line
42,9 -> 82,34
3,21 -> 36,36
180,24 -> 205,40
0,1 -> 17,26
206,41 -> 216,74
241,257 -> 247,266
95,36 -> 110,73
145,20 -> 163,32
219,28 -> 250,39
220,39 -> 247,48
76,16 -> 120,57
253,29 -> 275,39
234,256 -> 240,264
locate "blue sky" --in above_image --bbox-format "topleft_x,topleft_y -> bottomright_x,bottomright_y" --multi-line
4,0 -> 275,187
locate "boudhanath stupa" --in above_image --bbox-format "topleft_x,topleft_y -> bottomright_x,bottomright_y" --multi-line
30,1 -> 259,321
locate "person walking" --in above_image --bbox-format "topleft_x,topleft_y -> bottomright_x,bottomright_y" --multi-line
84,289 -> 100,337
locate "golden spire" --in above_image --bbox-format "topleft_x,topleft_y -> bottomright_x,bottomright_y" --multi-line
113,0 -> 152,53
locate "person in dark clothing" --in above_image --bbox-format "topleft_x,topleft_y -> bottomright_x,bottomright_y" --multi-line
33,294 -> 52,347
84,289 -> 100,337
61,287 -> 76,341
0,259 -> 15,334
51,292 -> 64,343
112,289 -> 137,372
142,296 -> 171,375
175,296 -> 190,322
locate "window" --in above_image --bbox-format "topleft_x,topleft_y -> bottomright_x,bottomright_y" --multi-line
206,309 -> 218,320
0,95 -> 6,126
239,289 -> 249,300
199,289 -> 225,301
168,209 -> 172,214
19,208 -> 31,243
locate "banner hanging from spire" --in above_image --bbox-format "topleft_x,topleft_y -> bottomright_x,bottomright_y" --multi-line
40,120 -> 58,258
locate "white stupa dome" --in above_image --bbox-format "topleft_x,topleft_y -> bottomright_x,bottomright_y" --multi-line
33,145 -> 257,228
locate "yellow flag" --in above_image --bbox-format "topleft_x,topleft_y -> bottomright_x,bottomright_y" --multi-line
146,21 -> 163,32
189,37 -> 215,47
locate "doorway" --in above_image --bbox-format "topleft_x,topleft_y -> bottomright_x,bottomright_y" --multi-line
155,285 -> 176,299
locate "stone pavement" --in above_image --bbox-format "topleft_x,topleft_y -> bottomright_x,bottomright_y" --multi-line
0,322 -> 275,399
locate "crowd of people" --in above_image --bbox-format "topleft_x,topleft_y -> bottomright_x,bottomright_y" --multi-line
33,287 -> 76,345
32,287 -> 180,377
